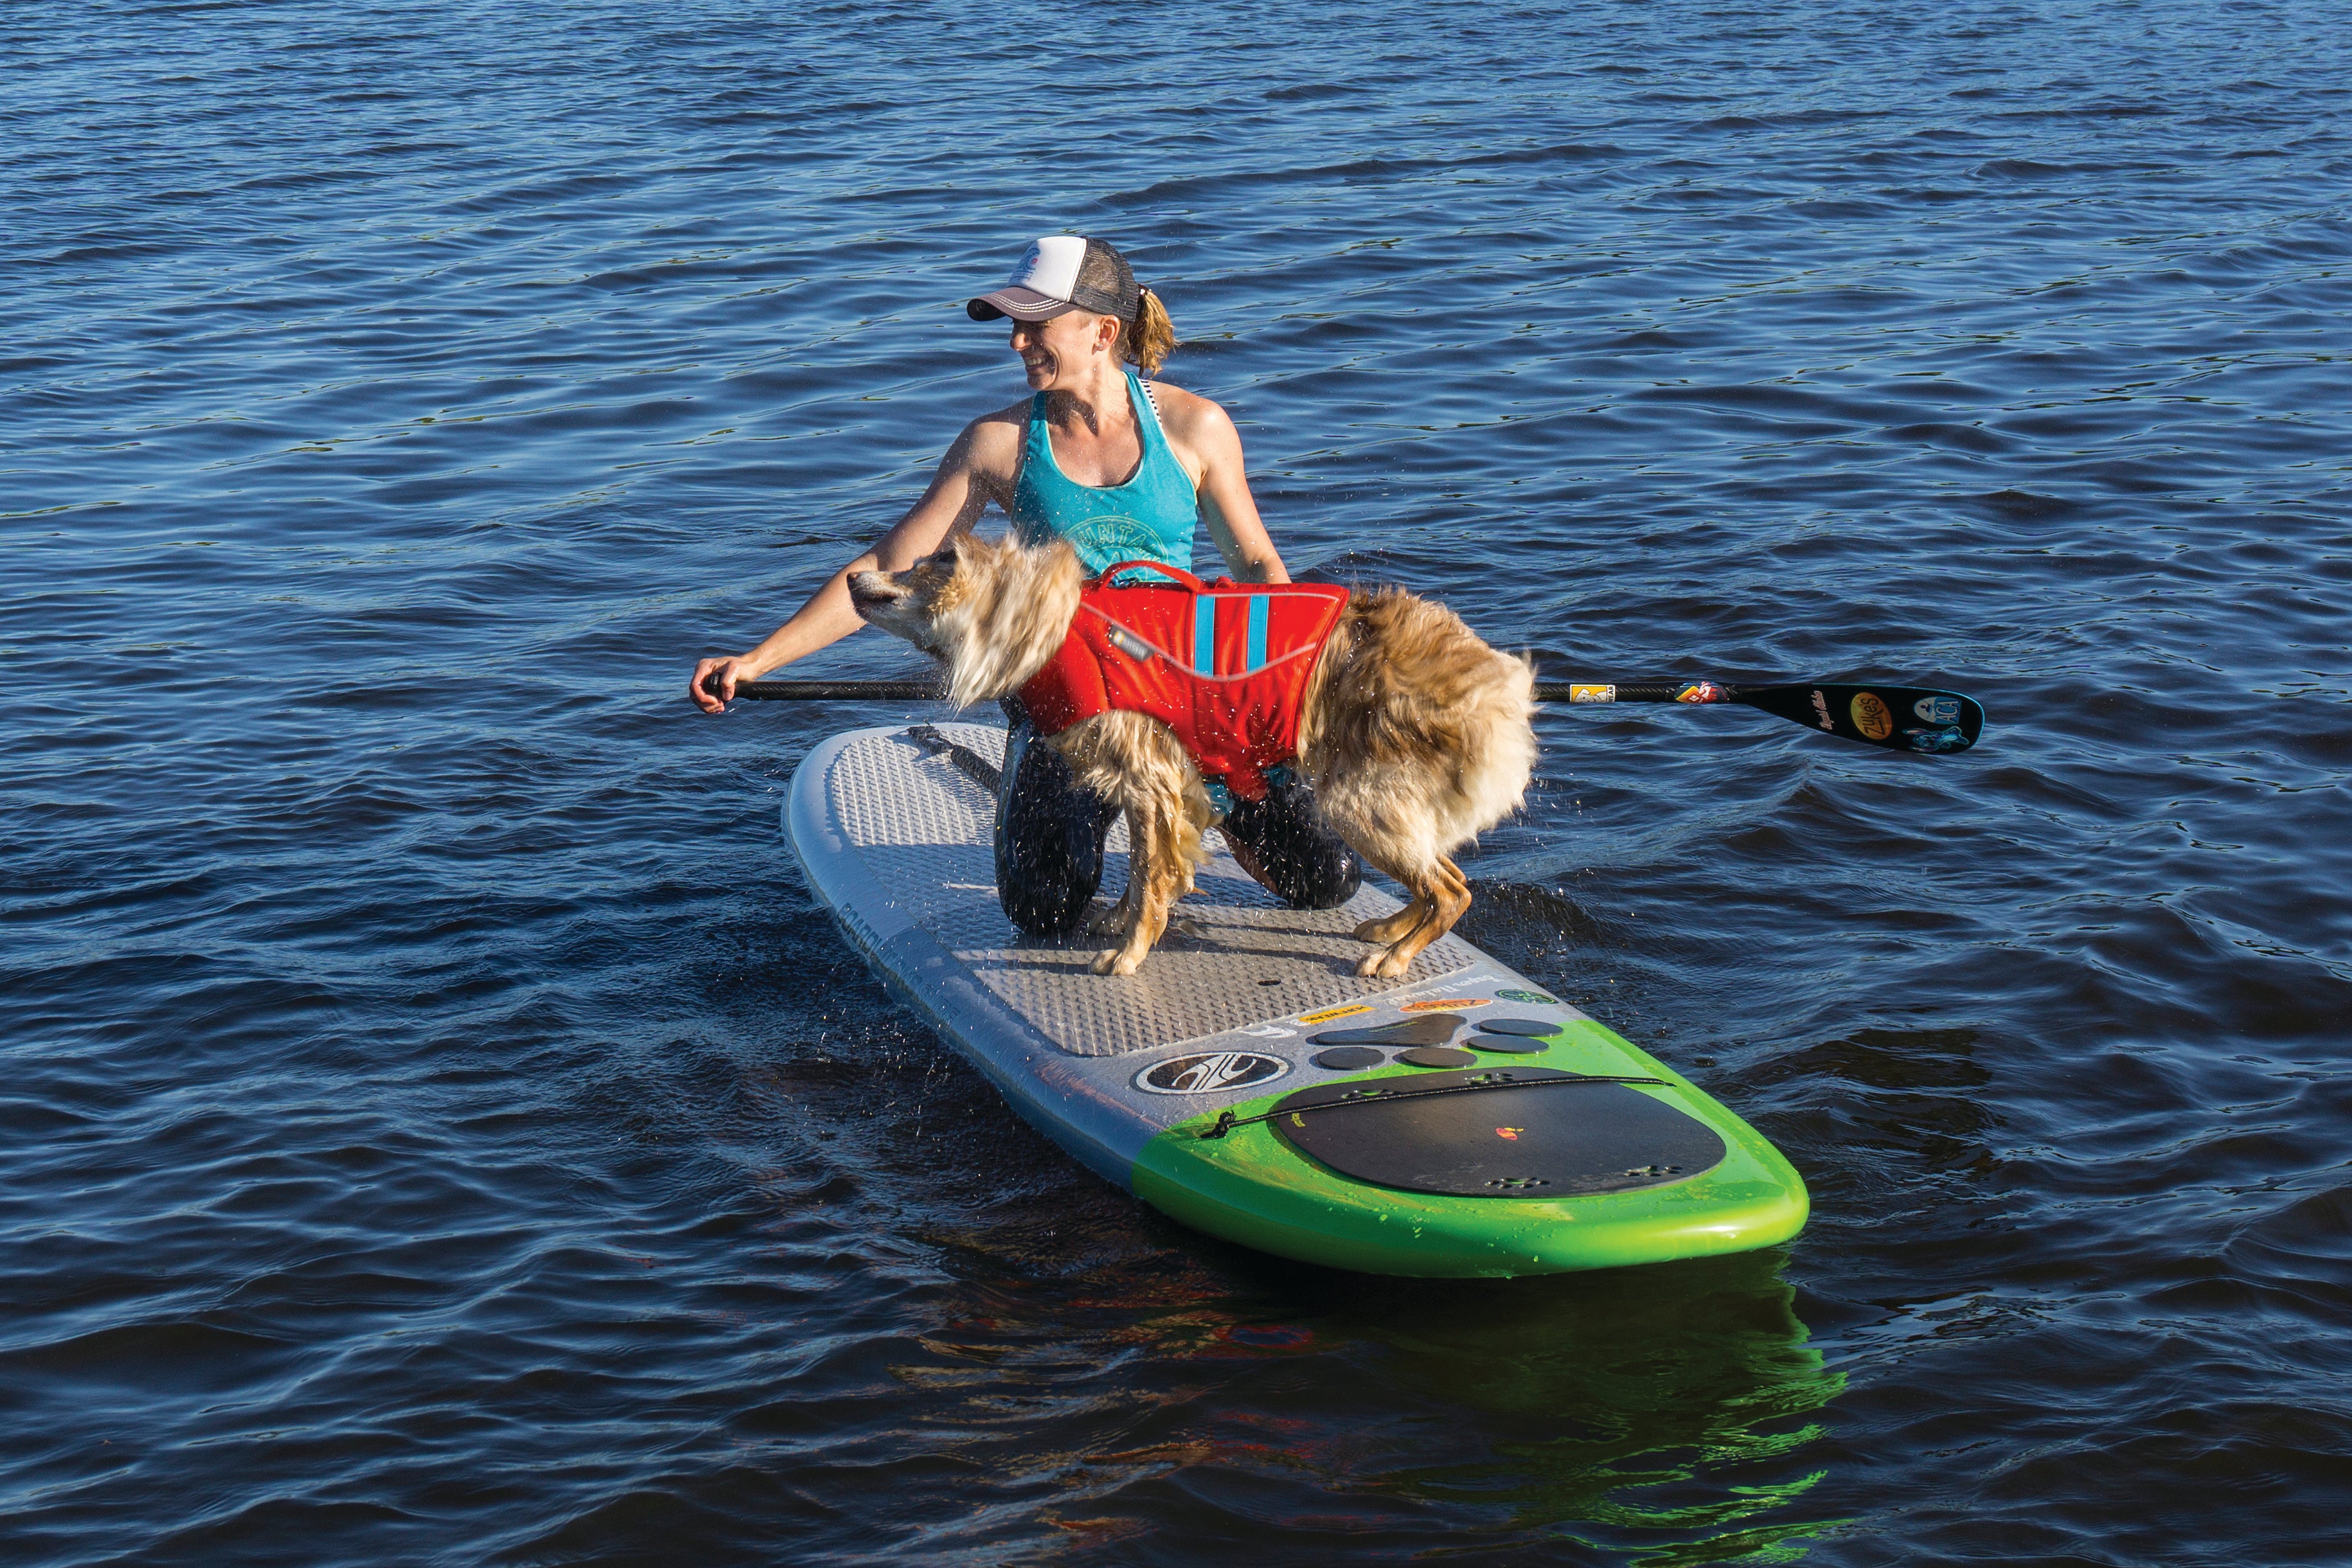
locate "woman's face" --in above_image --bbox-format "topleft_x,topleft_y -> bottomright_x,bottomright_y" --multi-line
1008,310 -> 1118,390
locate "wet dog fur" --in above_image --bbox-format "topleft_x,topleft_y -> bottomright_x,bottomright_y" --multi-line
850,535 -> 1536,978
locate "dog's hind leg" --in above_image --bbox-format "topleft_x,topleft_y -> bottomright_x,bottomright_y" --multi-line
1373,855 -> 1472,977
1342,852 -> 1471,979
1351,903 -> 1424,946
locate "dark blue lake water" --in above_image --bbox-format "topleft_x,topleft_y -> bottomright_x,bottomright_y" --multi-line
8,1 -> 2351,1562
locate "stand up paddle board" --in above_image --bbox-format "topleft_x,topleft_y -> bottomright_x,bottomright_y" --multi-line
787,722 -> 1806,1277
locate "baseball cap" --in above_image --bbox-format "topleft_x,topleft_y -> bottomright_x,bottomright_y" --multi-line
967,235 -> 1141,323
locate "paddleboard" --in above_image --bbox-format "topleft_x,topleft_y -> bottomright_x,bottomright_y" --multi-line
785,722 -> 1807,1277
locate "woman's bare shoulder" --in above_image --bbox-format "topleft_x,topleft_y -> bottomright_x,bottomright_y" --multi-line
950,401 -> 1029,476
1144,380 -> 1238,442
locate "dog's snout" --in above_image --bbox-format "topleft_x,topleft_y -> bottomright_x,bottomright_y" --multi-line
847,571 -> 903,607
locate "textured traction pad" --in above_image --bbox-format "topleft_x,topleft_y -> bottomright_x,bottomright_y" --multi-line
822,724 -> 1480,1057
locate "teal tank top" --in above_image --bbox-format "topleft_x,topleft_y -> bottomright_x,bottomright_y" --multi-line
1010,369 -> 1198,580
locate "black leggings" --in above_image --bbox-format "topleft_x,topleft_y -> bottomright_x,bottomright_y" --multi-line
992,712 -> 1362,937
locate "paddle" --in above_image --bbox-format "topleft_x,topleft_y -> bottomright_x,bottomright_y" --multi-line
719,674 -> 1985,754
1534,678 -> 1984,754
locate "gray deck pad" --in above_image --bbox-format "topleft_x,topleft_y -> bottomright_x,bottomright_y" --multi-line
819,723 -> 1479,1057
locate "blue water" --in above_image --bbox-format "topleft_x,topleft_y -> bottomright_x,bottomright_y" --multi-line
8,1 -> 2352,1562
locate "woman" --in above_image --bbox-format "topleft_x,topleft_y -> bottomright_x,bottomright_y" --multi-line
689,235 -> 1359,933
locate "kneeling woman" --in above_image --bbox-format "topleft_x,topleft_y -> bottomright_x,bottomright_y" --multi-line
689,235 -> 1359,933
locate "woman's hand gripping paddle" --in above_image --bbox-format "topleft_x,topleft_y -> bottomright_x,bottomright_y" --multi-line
715,675 -> 1986,754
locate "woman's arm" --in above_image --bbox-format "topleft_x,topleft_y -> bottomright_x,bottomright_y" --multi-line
1159,388 -> 1288,584
688,416 -> 1013,711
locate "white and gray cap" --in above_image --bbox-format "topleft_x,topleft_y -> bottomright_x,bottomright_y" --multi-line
967,235 -> 1144,323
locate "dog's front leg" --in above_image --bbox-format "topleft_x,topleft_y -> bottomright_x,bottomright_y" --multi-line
1091,797 -> 1172,975
1088,806 -> 1146,937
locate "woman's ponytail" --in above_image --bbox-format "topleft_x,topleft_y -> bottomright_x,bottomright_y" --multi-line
1123,285 -> 1177,373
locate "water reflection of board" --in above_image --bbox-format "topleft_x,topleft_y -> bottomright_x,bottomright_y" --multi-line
787,724 -> 1807,1278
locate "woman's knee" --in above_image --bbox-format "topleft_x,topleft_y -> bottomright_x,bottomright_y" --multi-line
992,724 -> 1117,934
1221,772 -> 1361,910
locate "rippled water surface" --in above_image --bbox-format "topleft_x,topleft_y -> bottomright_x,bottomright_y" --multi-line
9,1 -> 2352,1562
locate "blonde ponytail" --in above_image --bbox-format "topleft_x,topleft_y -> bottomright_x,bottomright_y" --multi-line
1123,285 -> 1177,373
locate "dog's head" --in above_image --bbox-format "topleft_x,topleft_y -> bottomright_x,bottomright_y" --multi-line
849,533 -> 1083,708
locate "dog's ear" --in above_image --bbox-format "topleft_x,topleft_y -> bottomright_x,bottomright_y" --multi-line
940,537 -> 1083,709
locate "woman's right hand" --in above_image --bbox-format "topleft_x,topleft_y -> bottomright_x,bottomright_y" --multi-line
690,654 -> 754,713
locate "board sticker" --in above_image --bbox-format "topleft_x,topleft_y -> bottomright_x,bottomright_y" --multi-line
1495,988 -> 1558,1005
1135,1051 -> 1291,1096
1400,997 -> 1490,1011
1295,1003 -> 1371,1025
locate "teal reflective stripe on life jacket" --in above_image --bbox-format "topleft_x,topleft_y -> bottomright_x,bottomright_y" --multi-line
1010,370 -> 1198,580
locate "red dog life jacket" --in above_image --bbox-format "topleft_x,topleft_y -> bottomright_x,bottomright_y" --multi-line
1017,562 -> 1351,801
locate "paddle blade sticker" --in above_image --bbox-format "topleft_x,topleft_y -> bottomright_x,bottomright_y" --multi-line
1736,683 -> 1985,754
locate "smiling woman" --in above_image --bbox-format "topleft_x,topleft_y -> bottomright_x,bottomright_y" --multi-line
686,234 -> 1276,711
690,233 -> 1362,930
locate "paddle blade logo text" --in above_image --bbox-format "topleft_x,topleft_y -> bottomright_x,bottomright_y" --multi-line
1849,690 -> 1894,740
1914,695 -> 1962,725
1137,1051 -> 1291,1096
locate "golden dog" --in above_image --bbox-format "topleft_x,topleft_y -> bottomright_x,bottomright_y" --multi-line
850,535 -> 1536,979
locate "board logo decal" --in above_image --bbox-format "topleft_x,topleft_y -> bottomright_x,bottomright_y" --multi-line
1495,988 -> 1558,1005
1568,683 -> 1616,704
1136,1051 -> 1291,1096
1674,681 -> 1727,704
1400,997 -> 1490,1011
1294,1003 -> 1371,1025
1810,688 -> 1835,731
1849,691 -> 1894,740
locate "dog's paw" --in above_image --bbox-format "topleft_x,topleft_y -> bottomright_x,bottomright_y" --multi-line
1357,946 -> 1414,981
1090,948 -> 1121,975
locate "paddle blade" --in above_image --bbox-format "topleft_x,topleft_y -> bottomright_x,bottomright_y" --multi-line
1735,683 -> 1984,754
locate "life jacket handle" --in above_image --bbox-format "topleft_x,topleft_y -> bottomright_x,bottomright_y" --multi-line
1095,558 -> 1211,592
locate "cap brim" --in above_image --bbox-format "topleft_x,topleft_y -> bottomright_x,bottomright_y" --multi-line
967,286 -> 1076,323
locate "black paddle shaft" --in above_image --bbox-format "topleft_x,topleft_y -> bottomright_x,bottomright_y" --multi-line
729,677 -> 941,701
721,675 -> 1984,754
1534,679 -> 1984,755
